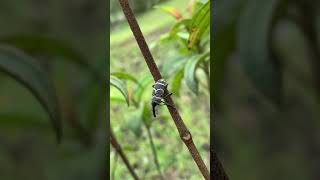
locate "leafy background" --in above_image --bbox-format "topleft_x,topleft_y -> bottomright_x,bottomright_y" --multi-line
0,0 -> 319,180
110,0 -> 210,179
0,0 -> 106,179
213,0 -> 320,180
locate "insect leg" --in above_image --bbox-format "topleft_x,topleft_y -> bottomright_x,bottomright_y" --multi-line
164,92 -> 172,98
161,100 -> 174,108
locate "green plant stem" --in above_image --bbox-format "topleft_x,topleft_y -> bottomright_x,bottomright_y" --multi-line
204,60 -> 210,92
145,126 -> 165,180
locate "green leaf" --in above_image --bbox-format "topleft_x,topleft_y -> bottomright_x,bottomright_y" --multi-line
190,1 -> 206,16
172,67 -> 184,96
155,5 -> 182,19
184,52 -> 210,94
238,0 -> 285,104
0,45 -> 62,141
0,112 -> 50,129
162,54 -> 186,78
170,19 -> 192,37
110,97 -> 127,104
188,1 -> 210,48
0,34 -> 101,80
110,76 -> 130,106
111,72 -> 141,86
211,23 -> 236,106
142,102 -> 153,128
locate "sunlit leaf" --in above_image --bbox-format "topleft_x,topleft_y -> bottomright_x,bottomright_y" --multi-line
0,45 -> 62,141
170,19 -> 192,37
155,6 -> 182,19
111,72 -> 141,86
188,1 -> 210,48
184,52 -> 210,94
238,0 -> 285,104
177,32 -> 190,40
110,76 -> 130,106
110,97 -> 127,104
190,1 -> 206,16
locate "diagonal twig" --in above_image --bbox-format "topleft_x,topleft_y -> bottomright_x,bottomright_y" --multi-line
117,0 -> 217,179
110,129 -> 140,180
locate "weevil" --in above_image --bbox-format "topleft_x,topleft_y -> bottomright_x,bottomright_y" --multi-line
151,79 -> 173,117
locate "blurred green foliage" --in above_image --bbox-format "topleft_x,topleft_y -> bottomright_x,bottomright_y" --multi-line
0,0 -> 106,179
213,0 -> 320,179
110,0 -> 210,179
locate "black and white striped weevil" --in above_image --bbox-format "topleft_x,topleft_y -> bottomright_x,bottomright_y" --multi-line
151,79 -> 173,117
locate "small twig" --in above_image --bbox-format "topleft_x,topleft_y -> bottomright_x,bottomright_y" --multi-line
146,126 -> 165,180
203,60 -> 210,92
117,0 -> 216,179
110,130 -> 140,180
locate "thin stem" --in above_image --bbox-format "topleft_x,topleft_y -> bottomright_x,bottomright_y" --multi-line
204,60 -> 210,92
145,126 -> 165,180
117,0 -> 224,179
110,130 -> 140,180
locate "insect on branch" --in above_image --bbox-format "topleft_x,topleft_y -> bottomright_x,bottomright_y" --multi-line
117,0 -> 216,179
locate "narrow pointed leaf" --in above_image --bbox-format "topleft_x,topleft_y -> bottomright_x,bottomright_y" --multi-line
111,72 -> 141,86
155,6 -> 182,19
110,76 -> 130,106
188,1 -> 210,48
184,52 -> 210,94
0,34 -> 101,80
238,0 -> 285,104
0,45 -> 62,141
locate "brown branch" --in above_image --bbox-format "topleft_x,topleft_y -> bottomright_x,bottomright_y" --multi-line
110,130 -> 140,180
117,0 -> 213,179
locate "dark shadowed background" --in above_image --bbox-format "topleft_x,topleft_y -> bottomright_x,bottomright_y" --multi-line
212,0 -> 320,179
